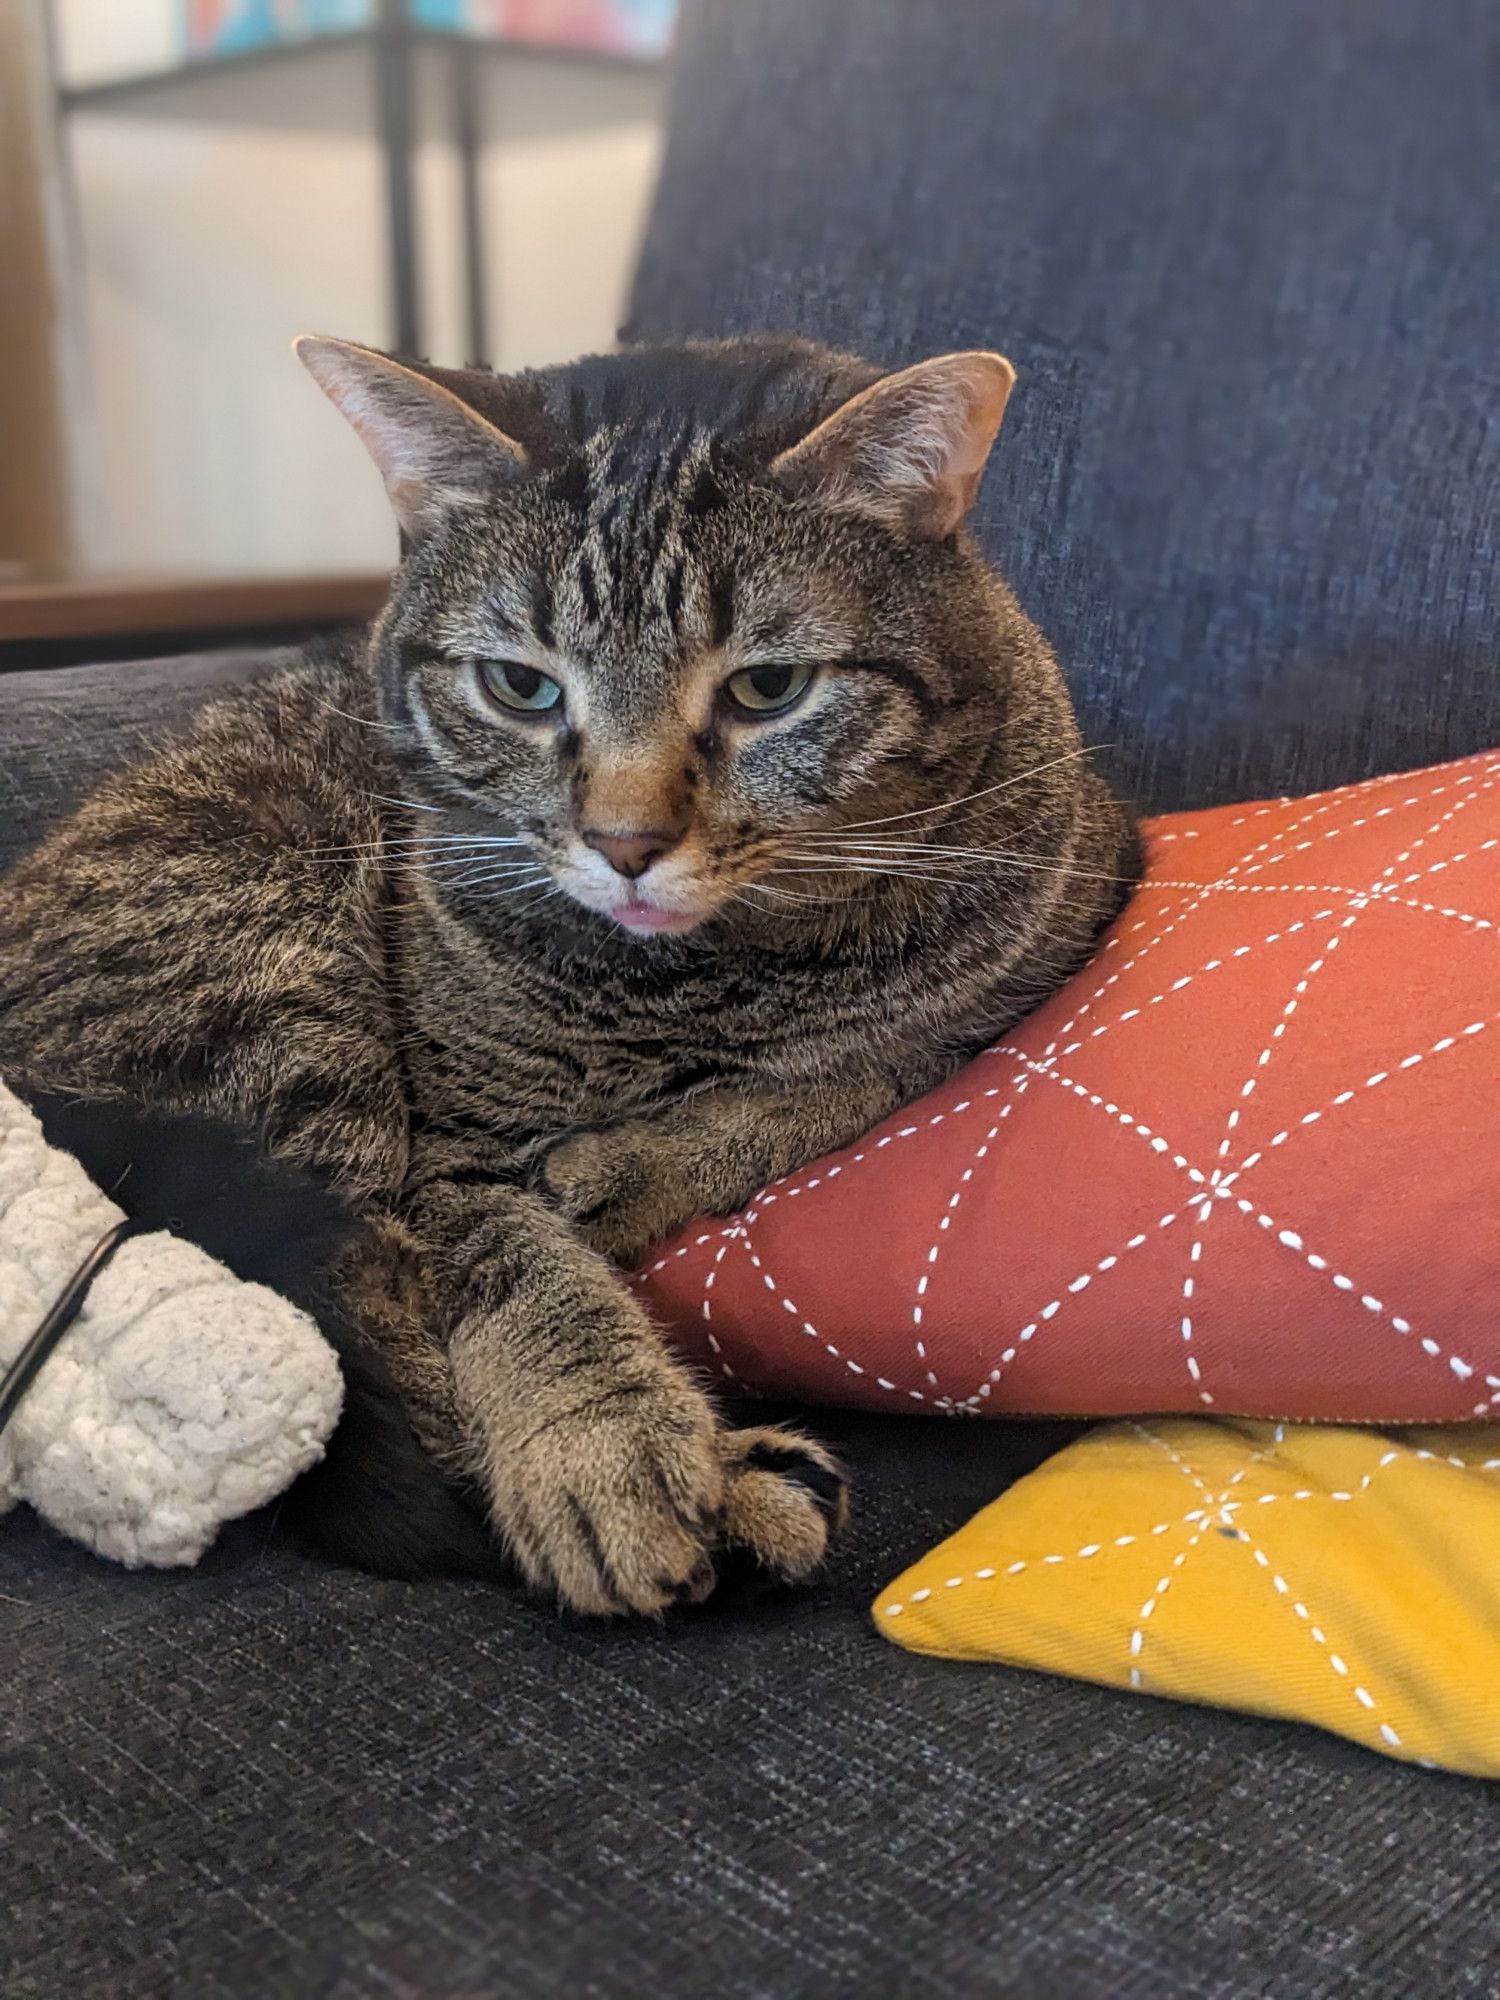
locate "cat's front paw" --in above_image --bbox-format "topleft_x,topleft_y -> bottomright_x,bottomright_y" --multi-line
717,1427 -> 850,1585
537,1123 -> 691,1265
491,1362 -> 725,1617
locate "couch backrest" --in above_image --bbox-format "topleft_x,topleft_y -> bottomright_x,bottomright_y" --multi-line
628,0 -> 1498,812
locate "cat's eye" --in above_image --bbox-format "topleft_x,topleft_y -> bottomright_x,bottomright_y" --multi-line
725,662 -> 816,717
477,659 -> 563,715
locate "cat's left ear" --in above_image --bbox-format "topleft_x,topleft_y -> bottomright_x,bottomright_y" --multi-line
295,334 -> 527,541
771,351 -> 1015,539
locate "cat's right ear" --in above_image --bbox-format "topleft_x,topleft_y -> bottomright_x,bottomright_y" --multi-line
294,335 -> 526,541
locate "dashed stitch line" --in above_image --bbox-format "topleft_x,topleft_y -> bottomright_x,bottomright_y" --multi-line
989,1049 -> 1219,1189
912,1090 -> 1024,1386
1234,767 -> 1497,884
1134,879 -> 1386,899
1219,1192 -> 1485,1392
644,759 -> 1500,1421
696,1231 -> 741,1380
883,1421 -> 1495,1745
955,1208 -> 1183,1411
1385,836 -> 1499,892
1403,1443 -> 1500,1473
1375,778 -> 1495,885
1034,887 -> 1220,1058
1045,912 -> 1339,1062
1247,1451 -> 1396,1509
1222,758 -> 1496,824
732,1223 -> 935,1405
1129,1528 -> 1205,1688
1239,1017 -> 1493,1170
1238,1527 -> 1401,1753
638,823 -> 1500,1273
1183,909 -> 1363,1406
1040,783 -> 1393,1063
881,1519 -> 1180,1619
695,1087 -> 1012,1222
1131,1422 -> 1215,1501
1128,1429 -> 1288,1688
1368,892 -> 1499,935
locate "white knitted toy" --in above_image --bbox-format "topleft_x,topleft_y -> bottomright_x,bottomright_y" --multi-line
0,1079 -> 343,1568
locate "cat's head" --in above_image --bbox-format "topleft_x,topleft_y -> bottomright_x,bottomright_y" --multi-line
299,333 -> 1074,940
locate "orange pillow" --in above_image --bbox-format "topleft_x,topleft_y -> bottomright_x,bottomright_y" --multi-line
635,752 -> 1500,1423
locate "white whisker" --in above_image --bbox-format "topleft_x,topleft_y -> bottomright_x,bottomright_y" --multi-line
448,866 -> 552,891
317,702 -> 401,734
304,834 -> 530,860
740,879 -> 832,906
821,743 -> 1110,835
778,844 -> 1135,885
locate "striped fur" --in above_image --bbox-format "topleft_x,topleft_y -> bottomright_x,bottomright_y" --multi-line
0,336 -> 1138,1612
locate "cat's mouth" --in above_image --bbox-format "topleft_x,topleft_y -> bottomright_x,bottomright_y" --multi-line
610,894 -> 700,936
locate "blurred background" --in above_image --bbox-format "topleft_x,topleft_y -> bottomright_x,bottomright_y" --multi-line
3,0 -> 673,590
3,0 -> 1495,811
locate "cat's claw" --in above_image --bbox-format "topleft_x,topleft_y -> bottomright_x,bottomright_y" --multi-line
716,1427 -> 850,1585
491,1368 -> 726,1618
491,1396 -> 849,1616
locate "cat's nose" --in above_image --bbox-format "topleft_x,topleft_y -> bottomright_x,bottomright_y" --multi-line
581,826 -> 678,879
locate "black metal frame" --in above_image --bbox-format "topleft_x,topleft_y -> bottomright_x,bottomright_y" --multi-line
55,20 -> 664,366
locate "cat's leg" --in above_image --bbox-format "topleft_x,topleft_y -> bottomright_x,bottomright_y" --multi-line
536,1077 -> 920,1267
406,1174 -> 845,1615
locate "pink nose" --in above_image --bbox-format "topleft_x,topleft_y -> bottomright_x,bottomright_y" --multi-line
582,827 -> 677,879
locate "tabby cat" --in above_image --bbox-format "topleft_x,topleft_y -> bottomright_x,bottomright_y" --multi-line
0,334 -> 1139,1614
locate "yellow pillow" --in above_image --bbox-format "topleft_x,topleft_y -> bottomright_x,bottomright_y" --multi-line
874,1419 -> 1500,1777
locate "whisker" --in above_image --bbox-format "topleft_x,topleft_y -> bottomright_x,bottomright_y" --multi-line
302,834 -> 530,860
766,862 -> 968,889
363,792 -> 446,813
731,885 -> 824,921
420,855 -> 543,878
316,702 -> 402,734
739,879 -> 833,906
512,883 -> 565,915
823,744 -> 1113,835
778,845 -> 1138,886
446,864 -> 552,889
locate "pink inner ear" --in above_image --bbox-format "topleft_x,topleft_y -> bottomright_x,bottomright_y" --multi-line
772,351 -> 1015,538
295,334 -> 526,540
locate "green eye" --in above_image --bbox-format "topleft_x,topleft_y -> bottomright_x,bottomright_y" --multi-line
478,659 -> 563,714
725,662 -> 816,716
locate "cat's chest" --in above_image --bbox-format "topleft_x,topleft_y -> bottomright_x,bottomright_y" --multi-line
395,911 -> 861,1149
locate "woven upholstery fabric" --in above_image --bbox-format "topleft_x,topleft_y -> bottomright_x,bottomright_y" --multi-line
876,1419 -> 1500,1779
628,0 -> 1500,817
8,1424 -> 1500,2000
638,753 -> 1500,1424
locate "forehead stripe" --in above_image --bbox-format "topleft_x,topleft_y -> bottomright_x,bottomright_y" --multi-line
709,568 -> 736,649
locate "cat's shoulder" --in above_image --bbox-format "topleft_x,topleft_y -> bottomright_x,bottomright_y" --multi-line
36,635 -> 389,864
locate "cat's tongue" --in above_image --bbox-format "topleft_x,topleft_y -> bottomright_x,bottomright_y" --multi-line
613,901 -> 697,935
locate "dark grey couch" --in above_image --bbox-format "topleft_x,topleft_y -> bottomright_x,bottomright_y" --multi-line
5,5 -> 1497,1994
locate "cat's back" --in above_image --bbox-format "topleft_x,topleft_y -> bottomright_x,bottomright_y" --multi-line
2,640 -> 382,887
0,639 -> 396,1101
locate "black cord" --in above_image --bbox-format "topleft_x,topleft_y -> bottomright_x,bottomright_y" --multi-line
0,1218 -> 139,1442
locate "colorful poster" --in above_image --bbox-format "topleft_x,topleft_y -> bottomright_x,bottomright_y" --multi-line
407,0 -> 675,58
182,0 -> 375,57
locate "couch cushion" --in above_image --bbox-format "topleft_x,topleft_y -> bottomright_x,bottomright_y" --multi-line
639,751 -> 1500,1425
876,1416 -> 1500,1778
630,0 -> 1500,816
